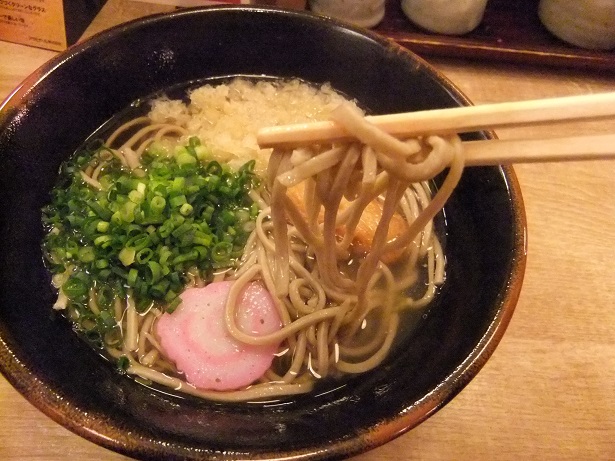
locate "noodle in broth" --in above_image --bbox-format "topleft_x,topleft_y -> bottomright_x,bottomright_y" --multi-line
42,78 -> 463,401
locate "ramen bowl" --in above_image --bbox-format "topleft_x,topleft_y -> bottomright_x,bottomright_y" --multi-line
0,6 -> 526,460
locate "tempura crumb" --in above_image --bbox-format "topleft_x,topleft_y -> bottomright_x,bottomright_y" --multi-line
148,78 -> 356,175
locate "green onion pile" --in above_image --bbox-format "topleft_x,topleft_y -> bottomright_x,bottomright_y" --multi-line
42,136 -> 259,346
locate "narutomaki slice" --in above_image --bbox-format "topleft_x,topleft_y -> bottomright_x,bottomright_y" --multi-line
156,281 -> 282,391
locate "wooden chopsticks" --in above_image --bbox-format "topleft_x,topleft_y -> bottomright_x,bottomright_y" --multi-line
256,92 -> 615,165
462,134 -> 615,166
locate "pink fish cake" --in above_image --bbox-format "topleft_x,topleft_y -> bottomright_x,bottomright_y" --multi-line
156,281 -> 282,391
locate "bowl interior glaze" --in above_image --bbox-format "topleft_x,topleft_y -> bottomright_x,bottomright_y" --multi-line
0,6 -> 526,460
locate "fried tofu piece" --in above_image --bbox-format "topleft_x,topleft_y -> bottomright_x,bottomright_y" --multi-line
285,183 -> 408,264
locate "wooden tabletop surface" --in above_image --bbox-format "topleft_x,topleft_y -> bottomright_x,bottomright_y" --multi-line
1,1 -> 614,460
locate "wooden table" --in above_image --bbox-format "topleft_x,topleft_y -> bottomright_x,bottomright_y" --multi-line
1,2 -> 614,459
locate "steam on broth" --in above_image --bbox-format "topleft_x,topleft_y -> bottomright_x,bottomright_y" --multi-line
42,78 -> 463,401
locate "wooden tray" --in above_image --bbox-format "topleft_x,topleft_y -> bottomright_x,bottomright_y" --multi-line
374,0 -> 615,72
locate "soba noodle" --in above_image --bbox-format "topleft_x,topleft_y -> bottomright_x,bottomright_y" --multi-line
45,79 -> 464,402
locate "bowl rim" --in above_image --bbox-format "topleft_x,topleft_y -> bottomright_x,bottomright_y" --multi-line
0,5 -> 528,460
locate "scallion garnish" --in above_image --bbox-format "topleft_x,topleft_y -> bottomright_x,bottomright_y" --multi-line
42,137 -> 259,348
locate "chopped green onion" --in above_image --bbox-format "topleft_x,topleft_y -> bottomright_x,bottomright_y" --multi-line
211,241 -> 233,263
42,136 -> 259,349
136,248 -> 154,264
129,189 -> 144,204
119,247 -> 136,266
78,246 -> 96,263
127,268 -> 139,286
166,296 -> 182,314
121,201 -> 137,223
150,196 -> 166,214
177,152 -> 197,167
117,355 -> 130,372
95,259 -> 109,269
62,276 -> 89,301
179,203 -> 193,216
96,221 -> 110,233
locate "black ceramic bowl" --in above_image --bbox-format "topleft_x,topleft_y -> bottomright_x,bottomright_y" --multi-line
0,6 -> 526,460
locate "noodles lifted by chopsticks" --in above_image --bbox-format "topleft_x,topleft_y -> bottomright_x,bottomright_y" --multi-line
221,102 -> 464,388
